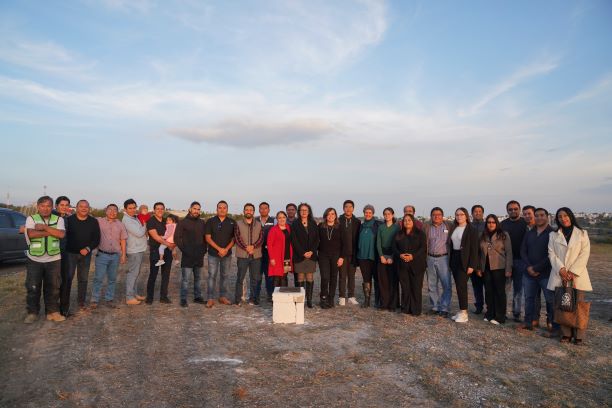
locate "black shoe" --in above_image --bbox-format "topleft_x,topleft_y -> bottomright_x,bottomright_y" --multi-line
474,306 -> 483,315
266,295 -> 273,303
160,298 -> 172,304
180,300 -> 188,307
428,309 -> 439,315
253,298 -> 260,306
193,297 -> 205,304
145,299 -> 153,305
439,311 -> 449,318
513,315 -> 521,322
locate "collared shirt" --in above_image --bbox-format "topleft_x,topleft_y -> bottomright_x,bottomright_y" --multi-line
97,217 -> 127,253
122,214 -> 148,254
428,223 -> 449,256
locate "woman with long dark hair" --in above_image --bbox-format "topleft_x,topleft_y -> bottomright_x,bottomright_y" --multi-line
267,211 -> 293,288
290,203 -> 320,308
393,214 -> 427,315
448,207 -> 479,323
548,207 -> 592,344
478,214 -> 512,325
376,207 -> 399,311
317,208 -> 348,309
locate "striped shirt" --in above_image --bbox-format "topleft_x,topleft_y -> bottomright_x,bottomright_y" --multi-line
428,223 -> 448,256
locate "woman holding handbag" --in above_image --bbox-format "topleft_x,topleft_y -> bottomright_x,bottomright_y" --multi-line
548,207 -> 592,344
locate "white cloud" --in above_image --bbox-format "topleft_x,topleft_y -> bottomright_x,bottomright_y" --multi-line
459,58 -> 560,117
560,72 -> 612,106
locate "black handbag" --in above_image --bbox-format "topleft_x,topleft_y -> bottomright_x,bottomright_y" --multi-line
554,281 -> 577,312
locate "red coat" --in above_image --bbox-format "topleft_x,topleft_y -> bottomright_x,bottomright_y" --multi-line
267,225 -> 293,277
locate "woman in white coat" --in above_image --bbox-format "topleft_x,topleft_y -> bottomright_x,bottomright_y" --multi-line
548,207 -> 591,344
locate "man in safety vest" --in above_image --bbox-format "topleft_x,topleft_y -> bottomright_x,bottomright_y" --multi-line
24,196 -> 66,323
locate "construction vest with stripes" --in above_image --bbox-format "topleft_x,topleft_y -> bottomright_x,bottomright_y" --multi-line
28,214 -> 61,257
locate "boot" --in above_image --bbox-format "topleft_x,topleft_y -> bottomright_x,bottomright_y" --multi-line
361,282 -> 371,308
305,281 -> 313,308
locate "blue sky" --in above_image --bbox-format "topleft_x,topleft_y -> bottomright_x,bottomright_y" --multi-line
1,0 -> 611,216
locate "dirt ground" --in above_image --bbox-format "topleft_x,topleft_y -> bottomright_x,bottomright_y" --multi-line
0,245 -> 610,408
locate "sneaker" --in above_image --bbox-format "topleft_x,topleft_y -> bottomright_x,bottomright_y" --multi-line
46,312 -> 66,322
339,298 -> 346,306
180,300 -> 188,307
219,297 -> 232,305
206,299 -> 215,308
455,311 -> 469,323
155,260 -> 165,267
451,312 -> 459,321
347,297 -> 359,305
135,295 -> 146,301
483,317 -> 489,322
490,319 -> 500,325
126,298 -> 141,305
24,314 -> 38,324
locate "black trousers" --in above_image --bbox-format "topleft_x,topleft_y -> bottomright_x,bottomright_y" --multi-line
272,275 -> 288,287
318,253 -> 339,302
378,261 -> 398,310
61,252 -> 93,312
398,263 -> 425,316
483,266 -> 507,323
338,258 -> 356,298
450,250 -> 468,310
147,248 -> 172,301
470,272 -> 485,310
25,259 -> 61,315
359,259 -> 375,283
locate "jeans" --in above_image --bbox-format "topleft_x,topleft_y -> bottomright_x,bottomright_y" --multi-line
426,255 -> 452,312
25,259 -> 61,315
62,252 -> 92,312
254,252 -> 274,299
147,248 -> 172,301
523,273 -> 557,328
125,252 -> 144,300
235,257 -> 261,303
181,267 -> 203,301
91,252 -> 120,302
511,259 -> 524,318
207,255 -> 232,300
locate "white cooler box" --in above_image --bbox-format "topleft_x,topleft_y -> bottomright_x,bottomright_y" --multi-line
272,287 -> 305,325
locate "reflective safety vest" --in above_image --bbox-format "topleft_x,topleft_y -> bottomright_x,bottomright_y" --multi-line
28,214 -> 61,257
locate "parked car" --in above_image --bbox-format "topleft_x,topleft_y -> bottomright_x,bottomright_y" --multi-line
0,208 -> 27,262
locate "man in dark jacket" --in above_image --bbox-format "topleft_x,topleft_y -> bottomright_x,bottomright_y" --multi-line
501,200 -> 528,322
338,200 -> 361,306
174,201 -> 207,307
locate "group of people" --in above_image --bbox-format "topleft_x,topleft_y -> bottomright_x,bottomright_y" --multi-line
22,196 -> 592,345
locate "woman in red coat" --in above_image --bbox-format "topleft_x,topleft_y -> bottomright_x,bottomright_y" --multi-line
267,211 -> 293,287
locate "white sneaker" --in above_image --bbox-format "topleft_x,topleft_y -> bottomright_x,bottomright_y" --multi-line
455,311 -> 469,323
483,317 -> 489,322
339,298 -> 346,306
347,297 -> 359,305
451,312 -> 459,321
155,260 -> 165,267
490,319 -> 500,325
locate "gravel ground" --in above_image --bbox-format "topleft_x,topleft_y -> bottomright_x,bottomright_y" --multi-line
0,245 -> 610,407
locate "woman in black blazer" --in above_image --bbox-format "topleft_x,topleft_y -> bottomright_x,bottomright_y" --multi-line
448,207 -> 479,323
393,214 -> 427,316
290,203 -> 320,308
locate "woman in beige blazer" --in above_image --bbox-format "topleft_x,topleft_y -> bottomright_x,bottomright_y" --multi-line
548,207 -> 591,344
478,214 -> 513,325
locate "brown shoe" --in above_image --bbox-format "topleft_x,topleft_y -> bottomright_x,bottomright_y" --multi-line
532,320 -> 539,328
219,297 -> 232,305
89,302 -> 98,309
126,298 -> 141,305
46,312 -> 66,322
206,299 -> 215,308
24,314 -> 38,324
135,295 -> 146,301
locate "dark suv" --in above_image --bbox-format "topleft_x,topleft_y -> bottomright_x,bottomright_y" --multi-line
0,208 -> 27,262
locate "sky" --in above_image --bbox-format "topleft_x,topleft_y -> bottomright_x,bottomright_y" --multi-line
1,0 -> 611,216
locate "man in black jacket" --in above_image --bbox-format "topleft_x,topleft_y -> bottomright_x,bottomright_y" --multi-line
174,201 -> 207,307
338,200 -> 361,306
501,200 -> 528,322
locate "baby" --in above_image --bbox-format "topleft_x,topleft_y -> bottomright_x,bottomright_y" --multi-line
137,204 -> 151,226
155,214 -> 178,267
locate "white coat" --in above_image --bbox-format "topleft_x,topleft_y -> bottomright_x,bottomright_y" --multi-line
547,228 -> 592,291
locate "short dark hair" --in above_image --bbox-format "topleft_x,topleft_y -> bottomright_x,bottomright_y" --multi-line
471,204 -> 484,214
244,203 -> 255,211
259,202 -> 270,208
76,199 -> 89,207
106,203 -> 119,211
343,200 -> 355,208
153,202 -> 165,210
217,200 -> 228,208
286,203 -> 297,210
124,198 -> 137,209
167,214 -> 179,223
276,210 -> 288,218
55,196 -> 70,206
37,196 -> 53,206
506,200 -> 520,210
523,205 -> 536,214
534,207 -> 549,216
430,207 -> 444,216
190,201 -> 201,208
